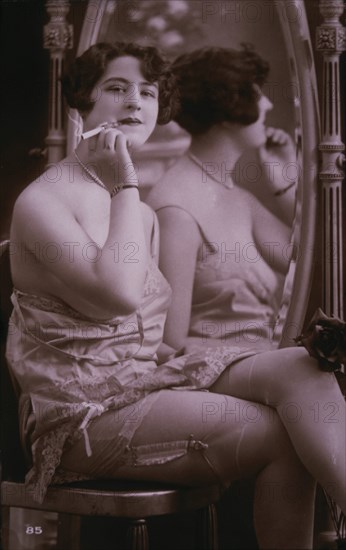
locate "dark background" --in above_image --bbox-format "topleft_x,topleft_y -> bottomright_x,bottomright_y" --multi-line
0,0 -> 88,240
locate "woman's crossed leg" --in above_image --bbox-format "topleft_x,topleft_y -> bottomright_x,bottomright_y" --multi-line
211,347 -> 346,514
61,389 -> 316,549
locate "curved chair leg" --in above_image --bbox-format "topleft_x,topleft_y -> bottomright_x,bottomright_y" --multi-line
126,518 -> 149,550
196,503 -> 219,550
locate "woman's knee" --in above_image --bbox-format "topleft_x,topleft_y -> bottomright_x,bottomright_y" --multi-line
204,399 -> 293,479
212,348 -> 321,399
268,347 -> 317,375
251,347 -> 337,401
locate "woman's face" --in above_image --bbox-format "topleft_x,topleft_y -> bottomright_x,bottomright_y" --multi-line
83,55 -> 159,149
231,89 -> 273,150
243,90 -> 273,148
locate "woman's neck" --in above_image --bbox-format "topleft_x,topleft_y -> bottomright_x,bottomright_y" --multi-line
189,125 -> 244,172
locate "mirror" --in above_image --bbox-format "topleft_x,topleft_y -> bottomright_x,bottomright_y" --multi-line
67,0 -> 320,347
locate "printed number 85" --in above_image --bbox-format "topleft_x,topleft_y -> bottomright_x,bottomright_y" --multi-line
26,526 -> 43,534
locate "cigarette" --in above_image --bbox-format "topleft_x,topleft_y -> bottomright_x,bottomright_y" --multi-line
81,122 -> 120,140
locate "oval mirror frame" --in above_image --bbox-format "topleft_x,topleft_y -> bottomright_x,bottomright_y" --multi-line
274,1 -> 320,346
67,0 -> 321,347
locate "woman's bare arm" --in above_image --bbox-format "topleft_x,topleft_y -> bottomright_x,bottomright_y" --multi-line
251,194 -> 293,275
156,206 -> 201,349
11,182 -> 149,319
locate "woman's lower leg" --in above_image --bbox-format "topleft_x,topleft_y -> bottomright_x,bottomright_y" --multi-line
253,453 -> 316,549
231,408 -> 316,549
211,348 -> 346,512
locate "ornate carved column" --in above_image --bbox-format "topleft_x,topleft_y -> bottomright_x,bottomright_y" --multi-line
44,0 -> 73,164
316,0 -> 346,319
317,9 -> 346,546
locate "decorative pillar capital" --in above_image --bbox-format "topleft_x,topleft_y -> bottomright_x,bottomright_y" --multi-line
44,0 -> 73,51
317,0 -> 346,52
316,25 -> 346,52
44,0 -> 73,164
319,0 -> 345,22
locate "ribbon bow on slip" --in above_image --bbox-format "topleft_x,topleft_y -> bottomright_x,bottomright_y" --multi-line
79,402 -> 105,457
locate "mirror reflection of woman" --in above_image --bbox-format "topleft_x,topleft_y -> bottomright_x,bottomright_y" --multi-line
148,46 -> 346,523
149,46 -> 297,356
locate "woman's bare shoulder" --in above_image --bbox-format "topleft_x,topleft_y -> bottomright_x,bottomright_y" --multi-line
13,157 -> 88,217
13,185 -> 64,230
147,155 -> 201,210
11,164 -> 84,247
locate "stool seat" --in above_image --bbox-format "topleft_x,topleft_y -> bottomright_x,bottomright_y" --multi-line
1,479 -> 222,518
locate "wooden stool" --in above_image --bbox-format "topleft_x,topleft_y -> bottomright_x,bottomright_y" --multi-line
1,479 -> 221,549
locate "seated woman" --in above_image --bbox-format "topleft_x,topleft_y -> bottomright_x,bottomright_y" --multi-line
5,41 -> 331,550
147,45 -> 346,519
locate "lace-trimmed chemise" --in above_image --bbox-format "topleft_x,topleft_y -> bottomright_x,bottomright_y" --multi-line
6,214 -> 258,503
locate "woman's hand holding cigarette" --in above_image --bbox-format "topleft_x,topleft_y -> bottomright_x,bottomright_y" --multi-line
83,123 -> 137,191
81,121 -> 120,140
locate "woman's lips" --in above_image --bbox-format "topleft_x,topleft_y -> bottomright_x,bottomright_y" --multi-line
118,118 -> 142,125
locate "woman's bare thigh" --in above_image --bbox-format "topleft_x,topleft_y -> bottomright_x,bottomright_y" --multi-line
61,389 -> 291,486
210,347 -> 322,405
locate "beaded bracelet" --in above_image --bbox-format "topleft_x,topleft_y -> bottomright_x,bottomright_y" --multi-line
110,184 -> 140,198
274,182 -> 296,197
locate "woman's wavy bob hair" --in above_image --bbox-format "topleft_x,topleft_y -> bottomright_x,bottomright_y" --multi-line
61,42 -> 179,125
172,44 -> 270,135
